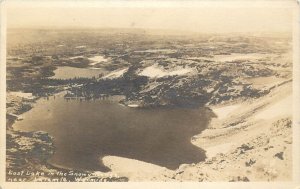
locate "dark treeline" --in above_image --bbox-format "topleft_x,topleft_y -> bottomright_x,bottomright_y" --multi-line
68,75 -> 149,99
39,77 -> 98,85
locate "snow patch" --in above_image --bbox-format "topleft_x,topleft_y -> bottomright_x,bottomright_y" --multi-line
213,104 -> 241,120
102,155 -> 170,180
69,56 -> 84,59
254,95 -> 292,120
127,104 -> 139,108
205,142 -> 235,158
138,64 -> 194,78
9,92 -> 34,99
88,55 -> 108,65
75,45 -> 86,48
103,68 -> 128,79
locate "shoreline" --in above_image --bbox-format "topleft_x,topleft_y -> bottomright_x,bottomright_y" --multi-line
183,81 -> 293,181
100,80 -> 293,181
6,91 -> 129,182
6,80 -> 293,181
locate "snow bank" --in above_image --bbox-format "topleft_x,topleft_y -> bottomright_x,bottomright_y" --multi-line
254,95 -> 292,120
103,68 -> 128,79
127,104 -> 139,108
9,92 -> 34,99
75,45 -> 86,48
205,142 -> 235,158
102,155 -> 171,180
69,55 -> 83,59
138,64 -> 194,78
212,104 -> 241,120
88,55 -> 108,65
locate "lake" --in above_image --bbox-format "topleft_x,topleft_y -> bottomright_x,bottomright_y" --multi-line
213,53 -> 269,62
51,66 -> 107,79
13,95 -> 212,172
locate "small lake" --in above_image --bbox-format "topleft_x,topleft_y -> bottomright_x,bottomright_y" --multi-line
213,53 -> 269,62
51,66 -> 107,79
14,95 -> 212,172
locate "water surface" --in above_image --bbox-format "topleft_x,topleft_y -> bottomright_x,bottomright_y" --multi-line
51,66 -> 106,79
14,95 -> 212,172
213,53 -> 269,62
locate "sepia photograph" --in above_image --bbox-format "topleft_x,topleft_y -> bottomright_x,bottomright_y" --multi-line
0,0 -> 299,188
